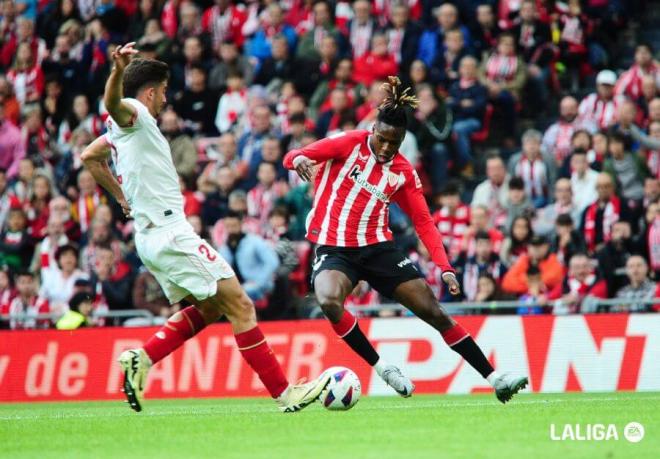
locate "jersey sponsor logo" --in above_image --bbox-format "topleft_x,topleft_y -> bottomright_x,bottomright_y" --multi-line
198,244 -> 217,262
348,165 -> 389,202
397,257 -> 413,268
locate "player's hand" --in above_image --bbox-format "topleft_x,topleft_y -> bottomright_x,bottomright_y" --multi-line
442,272 -> 461,296
293,155 -> 317,182
118,198 -> 132,218
111,42 -> 138,71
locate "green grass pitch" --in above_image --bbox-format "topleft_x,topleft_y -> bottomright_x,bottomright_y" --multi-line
1,393 -> 658,459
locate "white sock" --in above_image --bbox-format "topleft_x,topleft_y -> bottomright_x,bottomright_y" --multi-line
373,358 -> 388,376
486,371 -> 501,387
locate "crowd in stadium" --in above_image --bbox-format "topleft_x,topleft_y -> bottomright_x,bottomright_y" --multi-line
0,0 -> 659,330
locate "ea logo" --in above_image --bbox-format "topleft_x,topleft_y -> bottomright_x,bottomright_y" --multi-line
623,422 -> 644,443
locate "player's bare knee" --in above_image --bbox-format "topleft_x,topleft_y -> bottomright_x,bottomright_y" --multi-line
227,293 -> 257,326
317,291 -> 345,323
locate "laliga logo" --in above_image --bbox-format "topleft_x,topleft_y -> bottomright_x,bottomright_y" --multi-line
550,422 -> 645,442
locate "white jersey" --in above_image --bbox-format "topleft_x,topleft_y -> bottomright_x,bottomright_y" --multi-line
105,98 -> 184,232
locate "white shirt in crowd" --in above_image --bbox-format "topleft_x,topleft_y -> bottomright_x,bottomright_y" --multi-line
571,168 -> 600,212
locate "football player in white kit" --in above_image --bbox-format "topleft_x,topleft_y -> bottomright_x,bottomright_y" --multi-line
81,43 -> 330,413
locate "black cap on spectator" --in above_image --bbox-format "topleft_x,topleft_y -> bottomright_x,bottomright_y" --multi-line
530,235 -> 548,246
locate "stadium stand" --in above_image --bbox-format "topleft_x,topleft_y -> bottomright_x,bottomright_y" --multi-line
1,0 -> 659,330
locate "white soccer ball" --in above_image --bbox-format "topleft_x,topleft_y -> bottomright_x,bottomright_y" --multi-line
320,366 -> 361,411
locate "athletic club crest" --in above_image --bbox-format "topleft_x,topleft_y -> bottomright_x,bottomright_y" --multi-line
388,172 -> 399,187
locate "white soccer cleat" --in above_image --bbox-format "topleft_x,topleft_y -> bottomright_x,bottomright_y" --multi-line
377,364 -> 415,397
491,373 -> 529,404
277,372 -> 332,413
118,348 -> 152,412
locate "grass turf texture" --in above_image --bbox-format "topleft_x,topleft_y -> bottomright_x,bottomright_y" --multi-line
1,393 -> 658,459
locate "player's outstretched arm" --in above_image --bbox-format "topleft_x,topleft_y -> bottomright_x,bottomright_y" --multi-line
283,131 -> 355,181
393,171 -> 461,296
104,42 -> 138,127
81,136 -> 131,217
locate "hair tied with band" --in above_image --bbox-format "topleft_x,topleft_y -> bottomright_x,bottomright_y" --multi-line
379,76 -> 419,111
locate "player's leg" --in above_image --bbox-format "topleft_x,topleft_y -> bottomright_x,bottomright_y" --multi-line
313,249 -> 414,397
196,276 -> 330,411
392,279 -> 528,403
314,269 -> 382,367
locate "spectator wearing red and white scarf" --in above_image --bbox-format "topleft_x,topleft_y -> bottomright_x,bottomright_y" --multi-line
2,271 -> 50,330
508,129 -> 556,208
480,33 -> 526,138
615,44 -> 660,101
202,0 -> 247,49
580,173 -> 627,253
6,42 -> 44,106
0,16 -> 47,69
345,0 -> 376,59
71,169 -> 106,234
578,70 -> 626,130
30,214 -> 69,283
548,253 -> 607,314
432,182 -> 470,262
247,162 -> 284,226
543,96 -> 596,165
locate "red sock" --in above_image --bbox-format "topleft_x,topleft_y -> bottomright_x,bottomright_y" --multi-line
235,326 -> 289,398
331,310 -> 357,338
143,306 -> 206,364
441,323 -> 469,347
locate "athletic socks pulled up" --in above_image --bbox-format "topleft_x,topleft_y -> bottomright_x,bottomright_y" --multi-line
330,310 -> 380,366
235,326 -> 290,399
143,306 -> 206,364
441,323 -> 495,379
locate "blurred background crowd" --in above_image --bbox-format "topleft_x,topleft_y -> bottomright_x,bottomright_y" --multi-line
1,0 -> 659,330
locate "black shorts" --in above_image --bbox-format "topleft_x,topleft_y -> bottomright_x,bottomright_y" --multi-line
311,242 -> 423,299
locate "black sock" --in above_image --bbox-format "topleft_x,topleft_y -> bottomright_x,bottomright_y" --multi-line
331,311 -> 380,366
450,337 -> 494,379
341,324 -> 380,366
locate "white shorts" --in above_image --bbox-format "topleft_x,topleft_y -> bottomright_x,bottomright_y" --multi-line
134,219 -> 235,303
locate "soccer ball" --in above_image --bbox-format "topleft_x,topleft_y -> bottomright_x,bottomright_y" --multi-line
320,366 -> 361,411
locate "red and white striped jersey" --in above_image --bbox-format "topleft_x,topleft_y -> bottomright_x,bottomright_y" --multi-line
578,93 -> 625,130
283,130 -> 453,272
